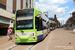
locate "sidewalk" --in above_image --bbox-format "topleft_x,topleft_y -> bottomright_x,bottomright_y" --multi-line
0,35 -> 15,46
63,27 -> 74,30
48,28 -> 75,50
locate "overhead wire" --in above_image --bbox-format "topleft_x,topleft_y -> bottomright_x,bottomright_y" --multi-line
38,0 -> 48,17
38,0 -> 46,11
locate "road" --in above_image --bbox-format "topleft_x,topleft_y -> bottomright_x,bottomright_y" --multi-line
0,28 -> 75,50
31,28 -> 75,50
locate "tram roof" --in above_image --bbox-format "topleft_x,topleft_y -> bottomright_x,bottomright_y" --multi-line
33,7 -> 42,17
49,20 -> 56,23
17,7 -> 42,17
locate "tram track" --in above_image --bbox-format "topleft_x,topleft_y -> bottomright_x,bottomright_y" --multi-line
28,44 -> 35,50
0,41 -> 15,50
0,41 -> 15,48
8,45 -> 18,50
7,42 -> 37,50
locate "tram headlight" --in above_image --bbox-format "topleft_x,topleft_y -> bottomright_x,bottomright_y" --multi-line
30,33 -> 34,37
15,34 -> 19,37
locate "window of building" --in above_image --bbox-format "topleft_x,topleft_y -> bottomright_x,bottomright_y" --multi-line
0,3 -> 6,10
26,0 -> 28,4
73,16 -> 75,18
13,10 -> 15,14
0,16 -> 10,24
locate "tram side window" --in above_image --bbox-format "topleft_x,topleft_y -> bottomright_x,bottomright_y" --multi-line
50,23 -> 52,27
42,19 -> 48,29
35,17 -> 42,31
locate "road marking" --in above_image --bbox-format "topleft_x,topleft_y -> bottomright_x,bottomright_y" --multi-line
46,33 -> 53,50
0,41 -> 14,48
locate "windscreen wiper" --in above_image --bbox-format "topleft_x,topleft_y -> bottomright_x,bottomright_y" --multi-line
20,29 -> 24,33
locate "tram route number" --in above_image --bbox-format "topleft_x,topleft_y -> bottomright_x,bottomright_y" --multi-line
22,33 -> 26,35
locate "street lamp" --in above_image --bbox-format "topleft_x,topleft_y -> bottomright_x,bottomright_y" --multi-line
63,20 -> 64,25
70,12 -> 71,16
44,11 -> 48,17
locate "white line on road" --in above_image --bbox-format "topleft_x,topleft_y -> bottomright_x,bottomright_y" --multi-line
0,41 -> 14,48
46,33 -> 53,50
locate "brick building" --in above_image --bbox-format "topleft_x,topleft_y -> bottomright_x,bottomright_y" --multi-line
72,11 -> 75,26
66,11 -> 75,30
49,14 -> 60,28
53,15 -> 60,27
0,0 -> 35,35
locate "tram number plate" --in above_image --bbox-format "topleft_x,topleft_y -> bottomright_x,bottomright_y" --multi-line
22,33 -> 26,35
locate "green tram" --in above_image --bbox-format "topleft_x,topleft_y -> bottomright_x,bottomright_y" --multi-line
14,8 -> 55,43
49,20 -> 56,30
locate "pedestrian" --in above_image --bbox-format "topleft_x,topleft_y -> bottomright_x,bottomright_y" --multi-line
66,25 -> 69,30
7,27 -> 12,41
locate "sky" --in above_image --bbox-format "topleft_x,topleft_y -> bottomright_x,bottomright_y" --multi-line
35,0 -> 75,24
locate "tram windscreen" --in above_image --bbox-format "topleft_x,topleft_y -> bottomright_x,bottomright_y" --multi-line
16,9 -> 34,30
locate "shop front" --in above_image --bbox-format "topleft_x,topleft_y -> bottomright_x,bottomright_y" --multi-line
0,16 -> 10,35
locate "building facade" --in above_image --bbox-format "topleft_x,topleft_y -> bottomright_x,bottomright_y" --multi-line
72,11 -> 75,26
0,0 -> 35,13
53,14 -> 60,27
0,0 -> 35,35
49,14 -> 60,28
66,11 -> 75,30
